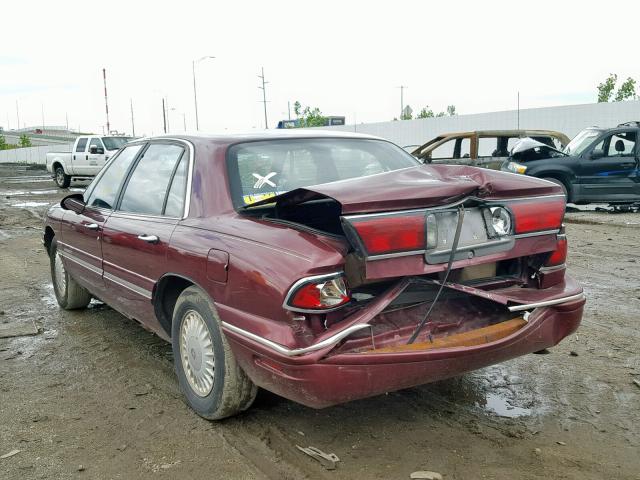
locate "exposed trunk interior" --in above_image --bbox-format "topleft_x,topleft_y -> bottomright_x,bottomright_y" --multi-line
331,279 -> 526,355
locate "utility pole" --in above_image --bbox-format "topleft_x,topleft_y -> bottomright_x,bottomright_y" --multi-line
182,113 -> 186,132
517,91 -> 520,130
396,85 -> 408,119
41,104 -> 45,131
65,113 -> 69,132
192,56 -> 215,131
288,101 -> 291,121
102,68 -> 110,134
258,67 -> 269,129
162,98 -> 167,134
130,99 -> 135,136
165,97 -> 170,132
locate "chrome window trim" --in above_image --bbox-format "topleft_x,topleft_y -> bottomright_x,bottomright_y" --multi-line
282,272 -> 347,313
507,292 -> 585,312
221,321 -> 371,357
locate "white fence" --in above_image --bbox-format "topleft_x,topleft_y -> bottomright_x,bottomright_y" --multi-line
0,143 -> 73,165
317,101 -> 640,147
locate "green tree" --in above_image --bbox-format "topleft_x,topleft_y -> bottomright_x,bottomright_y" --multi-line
19,134 -> 32,148
436,111 -> 446,117
293,101 -> 327,128
417,107 -> 434,119
446,105 -> 457,116
0,134 -> 6,150
597,74 -> 617,102
615,77 -> 637,101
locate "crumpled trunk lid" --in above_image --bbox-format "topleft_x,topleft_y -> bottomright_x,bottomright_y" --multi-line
245,164 -> 562,214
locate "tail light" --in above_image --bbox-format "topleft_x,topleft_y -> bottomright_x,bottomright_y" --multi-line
510,197 -> 565,234
285,274 -> 350,312
345,213 -> 425,256
545,235 -> 567,266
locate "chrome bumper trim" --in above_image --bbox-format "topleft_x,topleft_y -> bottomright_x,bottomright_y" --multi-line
507,292 -> 585,312
221,321 -> 371,357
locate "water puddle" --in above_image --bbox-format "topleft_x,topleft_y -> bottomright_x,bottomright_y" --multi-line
482,391 -> 531,418
0,189 -> 57,196
10,201 -> 50,208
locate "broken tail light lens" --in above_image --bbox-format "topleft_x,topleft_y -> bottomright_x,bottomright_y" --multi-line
510,197 -> 565,234
287,276 -> 350,311
348,213 -> 425,255
545,235 -> 568,266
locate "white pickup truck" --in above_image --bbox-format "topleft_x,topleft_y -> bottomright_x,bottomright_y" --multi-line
46,135 -> 133,188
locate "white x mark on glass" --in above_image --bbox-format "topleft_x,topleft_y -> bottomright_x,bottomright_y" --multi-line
252,172 -> 277,188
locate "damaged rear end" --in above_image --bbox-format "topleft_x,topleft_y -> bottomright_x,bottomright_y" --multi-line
232,156 -> 585,408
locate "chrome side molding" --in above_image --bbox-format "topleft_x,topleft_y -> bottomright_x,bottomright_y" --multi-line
507,292 -> 585,312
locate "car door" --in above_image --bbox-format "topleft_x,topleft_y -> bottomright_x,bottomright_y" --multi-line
70,137 -> 89,175
101,141 -> 189,330
86,137 -> 106,176
58,143 -> 143,293
576,130 -> 639,201
475,135 -> 510,170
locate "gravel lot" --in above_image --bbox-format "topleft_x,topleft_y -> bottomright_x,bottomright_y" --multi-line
0,163 -> 638,479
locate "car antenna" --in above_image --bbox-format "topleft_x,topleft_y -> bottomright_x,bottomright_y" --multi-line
407,205 -> 465,344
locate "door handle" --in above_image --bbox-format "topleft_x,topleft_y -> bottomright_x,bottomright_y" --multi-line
86,155 -> 89,160
137,234 -> 159,243
85,223 -> 99,230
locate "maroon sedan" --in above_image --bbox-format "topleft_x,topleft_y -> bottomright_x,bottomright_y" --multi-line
43,131 -> 585,419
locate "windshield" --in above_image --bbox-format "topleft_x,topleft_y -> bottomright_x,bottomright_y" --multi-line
563,129 -> 601,156
227,138 -> 419,207
102,136 -> 133,150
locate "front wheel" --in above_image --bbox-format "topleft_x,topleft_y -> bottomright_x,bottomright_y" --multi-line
172,286 -> 257,420
54,166 -> 71,188
50,239 -> 92,310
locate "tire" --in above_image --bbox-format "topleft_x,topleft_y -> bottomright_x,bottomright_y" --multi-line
54,166 -> 71,188
171,286 -> 257,420
542,177 -> 570,201
50,238 -> 92,310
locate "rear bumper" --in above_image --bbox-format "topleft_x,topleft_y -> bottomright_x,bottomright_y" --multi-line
227,294 -> 584,408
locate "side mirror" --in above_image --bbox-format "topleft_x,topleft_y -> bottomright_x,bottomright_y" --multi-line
89,145 -> 104,154
590,149 -> 604,160
60,193 -> 86,214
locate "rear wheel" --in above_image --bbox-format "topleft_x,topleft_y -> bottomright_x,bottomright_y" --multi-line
54,166 -> 71,188
172,286 -> 257,420
50,239 -> 92,309
542,177 -> 569,201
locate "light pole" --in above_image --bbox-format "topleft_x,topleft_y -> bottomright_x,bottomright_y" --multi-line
192,56 -> 215,131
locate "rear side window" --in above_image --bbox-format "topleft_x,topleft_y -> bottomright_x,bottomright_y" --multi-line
86,144 -> 142,209
164,156 -> 188,217
76,138 -> 88,152
119,144 -> 185,215
478,137 -> 498,157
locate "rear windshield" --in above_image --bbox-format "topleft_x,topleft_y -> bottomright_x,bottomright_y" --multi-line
227,138 -> 419,207
102,136 -> 133,150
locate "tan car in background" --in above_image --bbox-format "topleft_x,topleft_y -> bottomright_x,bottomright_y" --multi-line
411,130 -> 570,170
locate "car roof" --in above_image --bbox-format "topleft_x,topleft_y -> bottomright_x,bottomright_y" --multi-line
135,129 -> 382,145
432,129 -> 567,138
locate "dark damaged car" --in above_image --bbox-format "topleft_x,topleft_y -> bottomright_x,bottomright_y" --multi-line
42,131 -> 585,419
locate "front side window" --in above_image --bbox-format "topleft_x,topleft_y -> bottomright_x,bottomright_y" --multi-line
593,132 -> 637,157
429,139 -> 456,159
75,138 -> 88,152
86,144 -> 142,209
89,138 -> 104,152
119,144 -> 185,215
227,138 -> 418,207
102,137 -> 133,151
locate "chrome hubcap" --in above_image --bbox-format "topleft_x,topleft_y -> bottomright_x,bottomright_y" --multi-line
54,251 -> 67,295
179,310 -> 215,397
56,170 -> 64,184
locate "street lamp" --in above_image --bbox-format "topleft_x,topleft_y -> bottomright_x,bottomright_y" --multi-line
192,56 -> 215,131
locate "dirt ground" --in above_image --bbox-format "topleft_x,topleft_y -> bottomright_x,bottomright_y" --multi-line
0,163 -> 638,480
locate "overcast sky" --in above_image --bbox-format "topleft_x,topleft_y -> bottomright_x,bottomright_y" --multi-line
1,0 -> 639,136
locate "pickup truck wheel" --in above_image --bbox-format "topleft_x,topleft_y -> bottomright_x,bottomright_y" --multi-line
50,239 -> 92,310
172,286 -> 257,420
54,166 -> 71,188
542,177 -> 569,201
